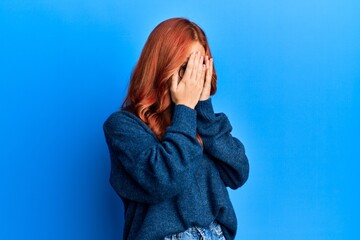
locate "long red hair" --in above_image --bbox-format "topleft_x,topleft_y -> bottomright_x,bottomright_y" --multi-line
121,18 -> 217,144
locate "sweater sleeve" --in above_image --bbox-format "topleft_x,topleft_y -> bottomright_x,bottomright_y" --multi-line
195,98 -> 249,189
103,104 -> 203,204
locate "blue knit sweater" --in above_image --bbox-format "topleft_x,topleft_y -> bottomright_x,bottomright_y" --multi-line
103,98 -> 249,240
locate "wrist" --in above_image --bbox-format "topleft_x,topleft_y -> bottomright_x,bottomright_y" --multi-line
195,98 -> 215,120
175,102 -> 195,110
174,98 -> 198,109
199,95 -> 210,101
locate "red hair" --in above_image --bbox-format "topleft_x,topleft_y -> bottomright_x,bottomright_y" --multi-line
121,18 -> 217,144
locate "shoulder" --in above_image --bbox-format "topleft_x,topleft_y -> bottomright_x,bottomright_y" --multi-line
103,110 -> 154,138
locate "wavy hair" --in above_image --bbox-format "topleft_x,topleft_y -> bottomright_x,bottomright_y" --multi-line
121,18 -> 217,144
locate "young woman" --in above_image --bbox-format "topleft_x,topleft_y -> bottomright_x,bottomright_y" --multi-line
103,18 -> 249,240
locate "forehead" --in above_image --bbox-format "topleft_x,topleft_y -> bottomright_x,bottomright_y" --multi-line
185,41 -> 206,56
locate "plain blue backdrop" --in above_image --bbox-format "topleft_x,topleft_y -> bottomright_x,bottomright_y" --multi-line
1,0 -> 359,239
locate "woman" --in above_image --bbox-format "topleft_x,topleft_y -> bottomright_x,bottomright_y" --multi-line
103,18 -> 249,240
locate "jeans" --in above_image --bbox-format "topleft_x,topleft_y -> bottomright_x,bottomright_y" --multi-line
164,221 -> 226,240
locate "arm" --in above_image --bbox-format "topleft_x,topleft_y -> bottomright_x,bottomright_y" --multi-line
195,98 -> 249,189
103,105 -> 203,204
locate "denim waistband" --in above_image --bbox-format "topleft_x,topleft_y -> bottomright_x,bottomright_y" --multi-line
164,220 -> 226,240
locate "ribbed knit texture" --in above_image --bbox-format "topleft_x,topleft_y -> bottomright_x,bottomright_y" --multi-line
103,98 -> 249,240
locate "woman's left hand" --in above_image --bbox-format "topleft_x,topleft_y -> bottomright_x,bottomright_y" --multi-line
199,56 -> 213,101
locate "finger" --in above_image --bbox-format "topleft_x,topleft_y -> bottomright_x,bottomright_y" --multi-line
200,63 -> 206,86
202,57 -> 212,94
183,51 -> 197,80
205,56 -> 210,70
195,55 -> 204,81
190,52 -> 201,80
206,58 -> 213,83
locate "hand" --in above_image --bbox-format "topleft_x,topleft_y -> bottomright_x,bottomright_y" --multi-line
170,51 -> 206,109
199,56 -> 213,101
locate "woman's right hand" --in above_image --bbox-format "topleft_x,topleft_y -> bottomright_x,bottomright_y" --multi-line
170,51 -> 206,109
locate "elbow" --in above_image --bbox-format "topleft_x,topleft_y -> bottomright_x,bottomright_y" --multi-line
125,169 -> 193,204
227,155 -> 250,190
237,156 -> 250,188
109,172 -> 169,205
232,138 -> 250,188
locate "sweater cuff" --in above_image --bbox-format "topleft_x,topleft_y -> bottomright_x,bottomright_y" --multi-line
195,98 -> 216,121
171,104 -> 198,136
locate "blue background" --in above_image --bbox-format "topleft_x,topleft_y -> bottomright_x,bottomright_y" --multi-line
1,1 -> 359,239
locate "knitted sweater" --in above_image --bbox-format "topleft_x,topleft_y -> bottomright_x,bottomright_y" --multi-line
103,98 -> 249,240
